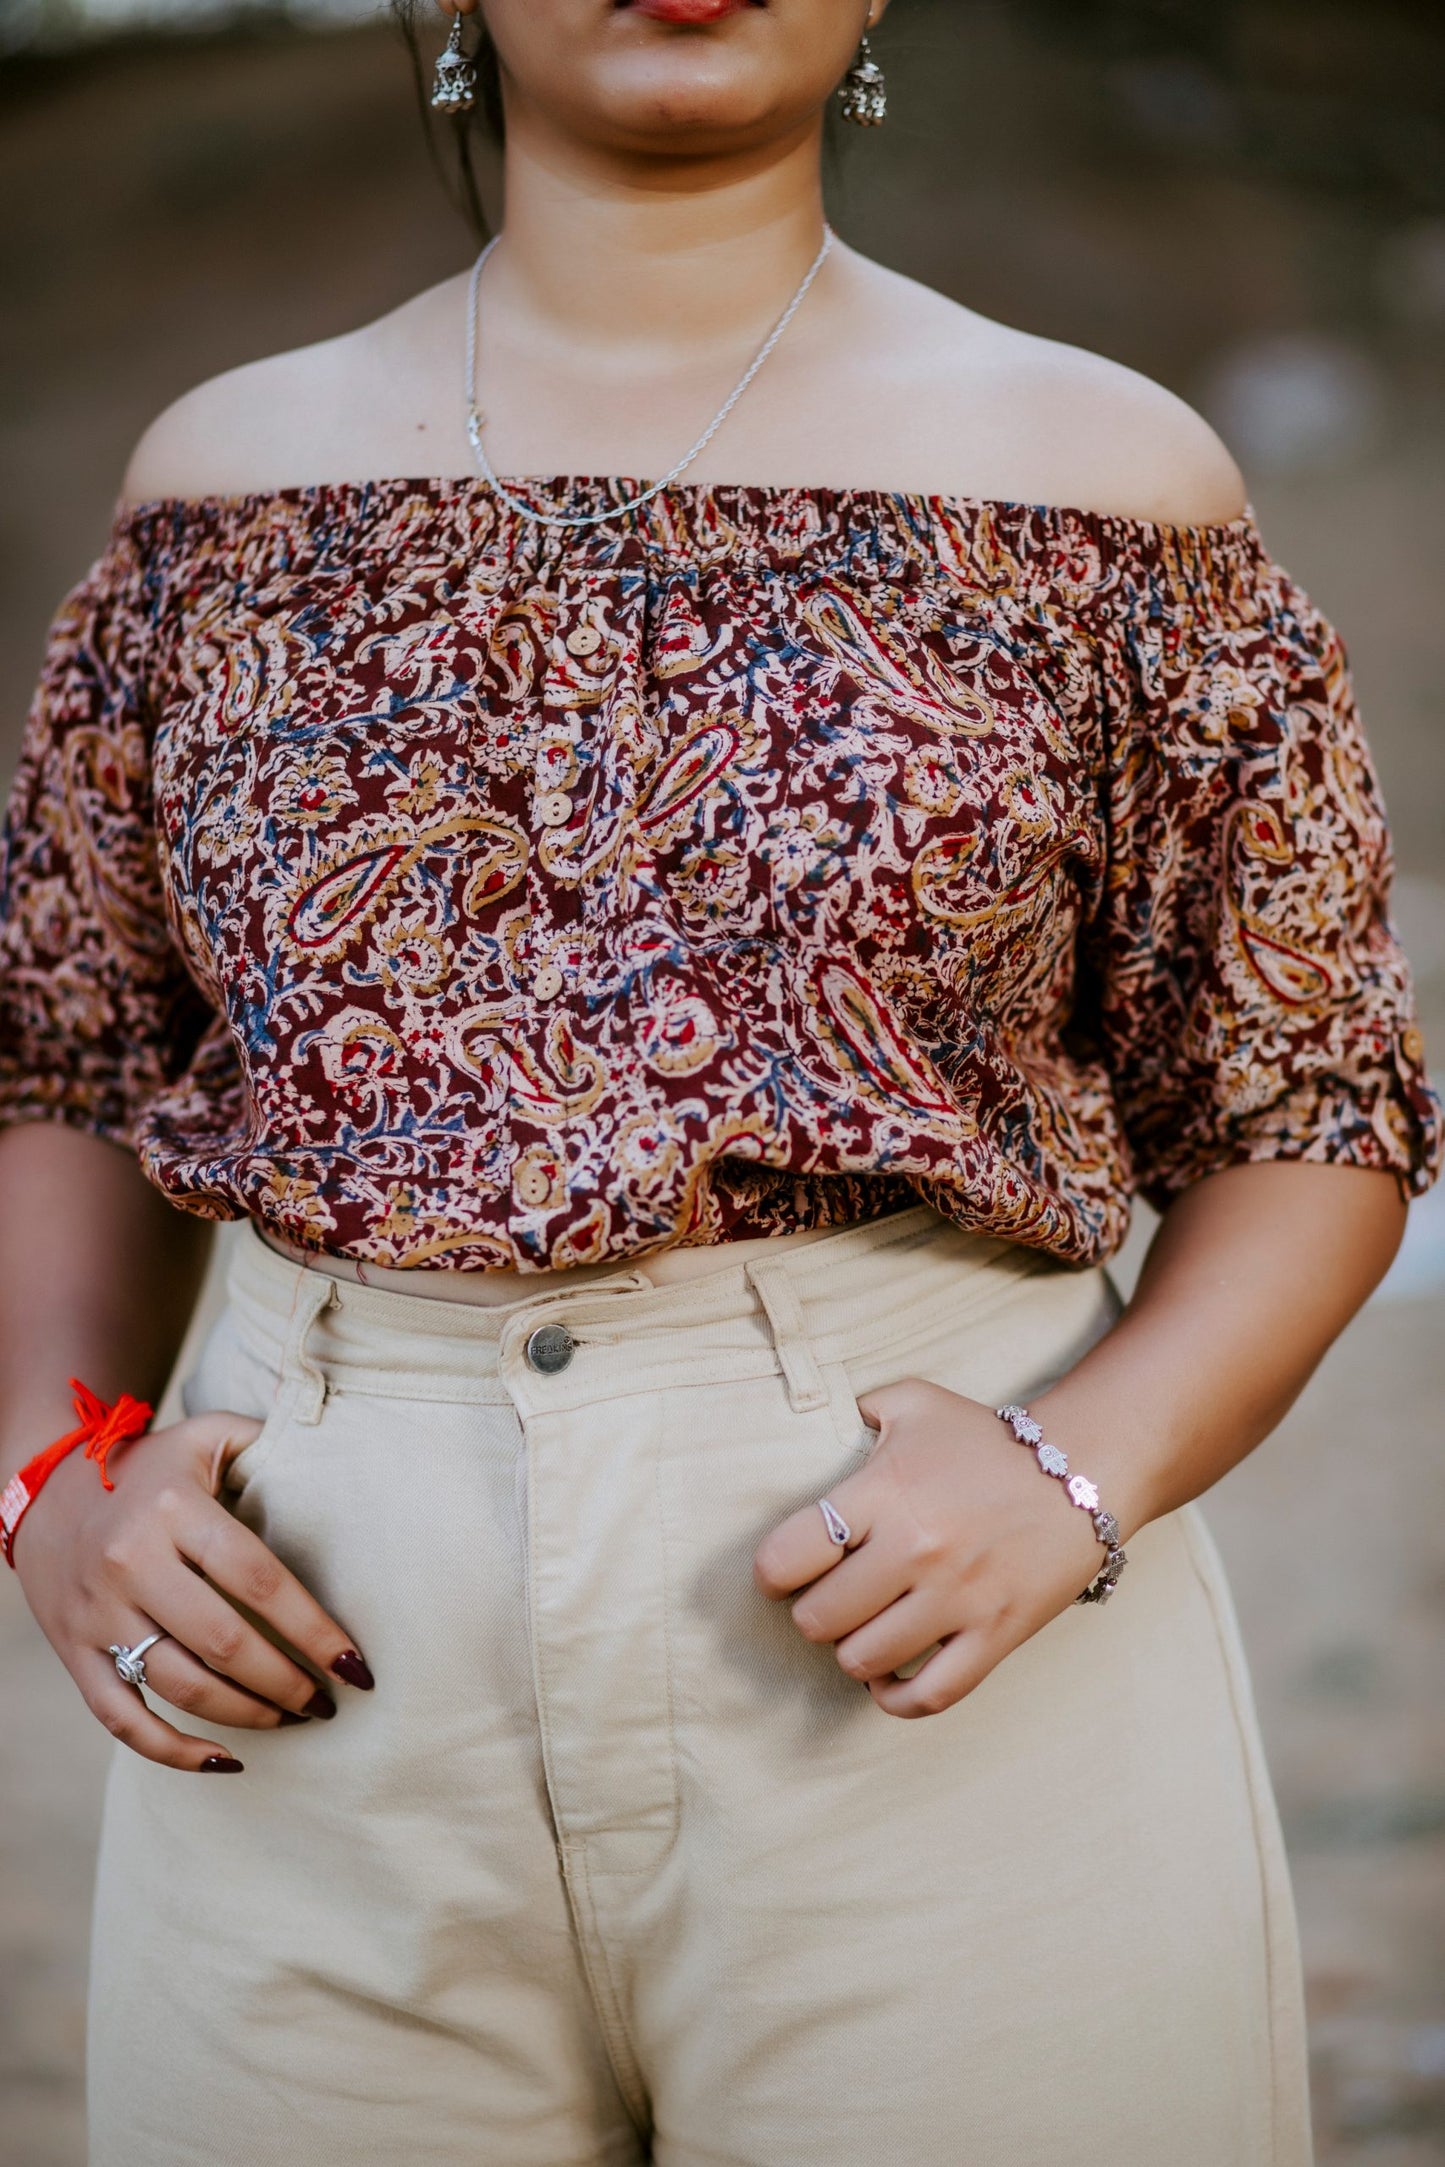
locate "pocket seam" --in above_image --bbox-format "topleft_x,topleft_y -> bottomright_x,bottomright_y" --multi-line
222,1384 -> 290,1496
821,1359 -> 874,1464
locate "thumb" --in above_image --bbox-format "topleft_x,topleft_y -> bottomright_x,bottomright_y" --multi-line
186,1408 -> 266,1495
854,1390 -> 888,1435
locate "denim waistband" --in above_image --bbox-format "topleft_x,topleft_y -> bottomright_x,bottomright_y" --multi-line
224,1210 -> 1086,1424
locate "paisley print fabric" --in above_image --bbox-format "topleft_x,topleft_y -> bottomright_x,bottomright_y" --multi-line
0,479 -> 1438,1272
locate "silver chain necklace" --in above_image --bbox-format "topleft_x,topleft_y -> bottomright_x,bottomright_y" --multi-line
464,226 -> 835,532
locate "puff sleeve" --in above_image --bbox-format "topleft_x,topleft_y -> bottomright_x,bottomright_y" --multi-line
1081,542 -> 1441,1210
0,522 -> 215,1149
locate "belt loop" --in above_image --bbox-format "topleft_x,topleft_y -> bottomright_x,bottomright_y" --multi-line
280,1269 -> 338,1427
744,1257 -> 829,1414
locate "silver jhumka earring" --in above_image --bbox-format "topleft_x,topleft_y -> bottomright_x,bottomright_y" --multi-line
839,34 -> 887,127
431,15 -> 478,116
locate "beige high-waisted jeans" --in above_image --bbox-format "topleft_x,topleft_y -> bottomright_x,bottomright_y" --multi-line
88,1208 -> 1312,2166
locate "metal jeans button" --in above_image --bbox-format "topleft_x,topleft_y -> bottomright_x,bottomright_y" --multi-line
525,1322 -> 576,1374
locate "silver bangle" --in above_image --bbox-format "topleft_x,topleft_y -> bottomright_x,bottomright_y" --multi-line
995,1405 -> 1128,1604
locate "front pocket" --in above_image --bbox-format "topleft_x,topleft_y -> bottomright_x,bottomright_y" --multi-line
179,1305 -> 291,1503
821,1359 -> 878,1464
221,1392 -> 290,1501
204,1347 -> 294,1504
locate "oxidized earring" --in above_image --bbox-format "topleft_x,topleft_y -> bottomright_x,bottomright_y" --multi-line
839,34 -> 887,127
431,14 -> 478,116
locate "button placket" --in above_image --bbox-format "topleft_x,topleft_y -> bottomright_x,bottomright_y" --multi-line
540,595 -> 616,862
528,688 -> 583,995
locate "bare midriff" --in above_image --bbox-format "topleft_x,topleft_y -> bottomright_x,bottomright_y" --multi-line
259,1222 -> 843,1308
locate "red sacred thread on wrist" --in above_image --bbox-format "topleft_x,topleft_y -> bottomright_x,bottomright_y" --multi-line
0,1380 -> 154,1568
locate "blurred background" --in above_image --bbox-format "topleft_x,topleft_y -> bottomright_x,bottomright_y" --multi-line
1,0 -> 1443,2159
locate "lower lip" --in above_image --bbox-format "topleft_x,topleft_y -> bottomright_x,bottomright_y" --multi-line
625,0 -> 752,21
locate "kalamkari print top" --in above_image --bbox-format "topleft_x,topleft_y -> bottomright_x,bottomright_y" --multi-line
0,478 -> 1439,1272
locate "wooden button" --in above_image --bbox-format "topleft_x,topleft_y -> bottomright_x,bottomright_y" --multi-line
514,1162 -> 555,1206
1401,1025 -> 1425,1066
566,624 -> 603,658
536,791 -> 573,828
534,964 -> 564,1000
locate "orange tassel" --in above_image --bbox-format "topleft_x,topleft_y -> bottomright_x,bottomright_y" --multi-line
1,1379 -> 153,1565
70,1379 -> 154,1491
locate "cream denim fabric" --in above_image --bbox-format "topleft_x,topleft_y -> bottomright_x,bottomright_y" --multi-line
89,1209 -> 1312,2166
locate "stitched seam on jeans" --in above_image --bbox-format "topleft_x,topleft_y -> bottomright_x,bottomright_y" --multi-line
519,1407 -> 567,1939
478,1353 -> 784,1415
1177,1507 -> 1299,2164
222,1273 -> 304,1488
291,1274 -> 337,1424
820,1359 -> 873,1460
321,1378 -> 516,1407
516,1408 -> 650,2135
652,1415 -> 683,1851
572,1841 -> 652,2133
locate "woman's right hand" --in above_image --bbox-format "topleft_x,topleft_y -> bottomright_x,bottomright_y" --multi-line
10,1409 -> 373,1772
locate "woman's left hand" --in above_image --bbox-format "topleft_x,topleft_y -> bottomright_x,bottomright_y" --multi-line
753,1379 -> 1117,1720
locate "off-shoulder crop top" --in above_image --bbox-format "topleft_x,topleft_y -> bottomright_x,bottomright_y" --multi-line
0,478 -> 1438,1271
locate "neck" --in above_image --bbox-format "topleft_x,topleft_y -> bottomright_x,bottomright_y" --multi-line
489,112 -> 830,360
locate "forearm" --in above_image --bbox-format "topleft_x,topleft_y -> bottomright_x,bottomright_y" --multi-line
1032,1159 -> 1407,1535
0,1121 -> 212,1477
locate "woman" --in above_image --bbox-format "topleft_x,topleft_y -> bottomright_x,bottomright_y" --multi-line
0,1 -> 1438,2160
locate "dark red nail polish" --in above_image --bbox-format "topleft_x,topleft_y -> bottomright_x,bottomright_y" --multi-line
330,1650 -> 375,1691
199,1756 -> 244,1773
303,1687 -> 338,1720
277,1710 -> 309,1726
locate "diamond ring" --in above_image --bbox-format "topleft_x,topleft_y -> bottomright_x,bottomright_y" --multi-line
818,1498 -> 853,1548
108,1632 -> 164,1689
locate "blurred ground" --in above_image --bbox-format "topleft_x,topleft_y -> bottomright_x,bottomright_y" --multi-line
1,3 -> 1443,2160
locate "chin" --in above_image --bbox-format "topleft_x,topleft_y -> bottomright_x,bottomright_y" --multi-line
491,0 -> 833,157
598,10 -> 795,145
591,72 -> 787,150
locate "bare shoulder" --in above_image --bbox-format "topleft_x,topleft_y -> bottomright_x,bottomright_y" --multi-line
119,278 -> 466,507
120,343 -> 341,506
118,246 -> 1246,523
838,256 -> 1249,526
991,331 -> 1249,527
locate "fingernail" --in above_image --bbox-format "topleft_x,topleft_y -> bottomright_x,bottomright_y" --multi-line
303,1687 -> 337,1720
199,1756 -> 245,1774
277,1710 -> 310,1726
330,1650 -> 375,1691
